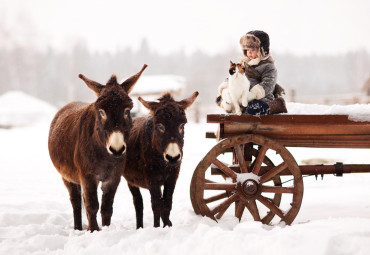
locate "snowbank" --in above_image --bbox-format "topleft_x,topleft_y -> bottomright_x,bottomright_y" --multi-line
1,94 -> 370,254
0,91 -> 57,128
1,122 -> 370,255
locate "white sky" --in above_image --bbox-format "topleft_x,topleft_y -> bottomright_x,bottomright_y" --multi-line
1,0 -> 370,56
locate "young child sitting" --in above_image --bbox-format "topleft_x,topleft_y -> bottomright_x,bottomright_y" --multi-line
218,30 -> 287,115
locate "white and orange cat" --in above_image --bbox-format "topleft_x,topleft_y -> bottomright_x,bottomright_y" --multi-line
217,61 -> 254,115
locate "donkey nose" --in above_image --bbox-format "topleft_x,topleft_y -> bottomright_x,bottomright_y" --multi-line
165,154 -> 181,163
109,144 -> 126,155
164,142 -> 182,164
107,131 -> 126,156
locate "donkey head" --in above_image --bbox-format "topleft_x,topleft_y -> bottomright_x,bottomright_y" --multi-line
79,64 -> 147,157
139,91 -> 199,165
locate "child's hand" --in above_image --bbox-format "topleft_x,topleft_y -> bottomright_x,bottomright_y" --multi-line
250,85 -> 265,100
247,91 -> 257,102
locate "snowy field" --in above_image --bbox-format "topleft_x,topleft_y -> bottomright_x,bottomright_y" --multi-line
1,91 -> 370,255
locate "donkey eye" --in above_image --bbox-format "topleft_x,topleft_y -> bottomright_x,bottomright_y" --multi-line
179,123 -> 185,134
98,109 -> 106,119
124,108 -> 130,118
156,123 -> 165,133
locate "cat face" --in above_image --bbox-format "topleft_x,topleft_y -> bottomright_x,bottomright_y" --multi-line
229,61 -> 245,76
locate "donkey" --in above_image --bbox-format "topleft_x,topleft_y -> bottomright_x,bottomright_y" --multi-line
48,64 -> 147,231
122,91 -> 199,228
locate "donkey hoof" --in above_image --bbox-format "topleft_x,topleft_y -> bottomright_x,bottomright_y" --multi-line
163,220 -> 172,227
87,226 -> 100,232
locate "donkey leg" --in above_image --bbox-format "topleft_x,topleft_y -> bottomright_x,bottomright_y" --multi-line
62,178 -> 82,230
161,177 -> 177,227
149,183 -> 162,228
128,184 -> 144,229
81,178 -> 99,232
101,178 -> 120,227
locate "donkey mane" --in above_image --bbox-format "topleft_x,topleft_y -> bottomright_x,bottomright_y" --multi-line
106,74 -> 118,86
150,93 -> 187,120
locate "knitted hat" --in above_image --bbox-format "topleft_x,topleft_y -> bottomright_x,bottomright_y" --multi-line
240,30 -> 270,55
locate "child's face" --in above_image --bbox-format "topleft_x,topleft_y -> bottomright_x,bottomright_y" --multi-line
243,48 -> 258,59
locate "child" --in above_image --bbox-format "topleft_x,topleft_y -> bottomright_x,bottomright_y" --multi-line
240,30 -> 287,114
218,30 -> 287,115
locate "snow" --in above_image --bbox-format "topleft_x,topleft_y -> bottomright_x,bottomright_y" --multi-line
1,92 -> 370,255
237,173 -> 260,183
0,91 -> 57,128
287,102 -> 370,122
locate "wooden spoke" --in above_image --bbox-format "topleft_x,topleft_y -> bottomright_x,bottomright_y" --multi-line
261,185 -> 294,194
235,201 -> 246,221
257,195 -> 284,218
211,193 -> 239,217
260,162 -> 288,183
252,146 -> 268,175
205,179 -> 216,184
234,145 -> 248,173
246,200 -> 261,221
204,183 -> 236,191
204,192 -> 229,204
213,159 -> 237,181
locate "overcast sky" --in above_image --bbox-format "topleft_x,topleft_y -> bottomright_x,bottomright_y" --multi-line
1,0 -> 370,56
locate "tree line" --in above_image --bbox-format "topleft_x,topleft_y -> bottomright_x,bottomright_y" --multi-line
0,39 -> 369,111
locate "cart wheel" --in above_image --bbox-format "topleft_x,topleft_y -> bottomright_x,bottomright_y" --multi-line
190,146 -> 282,223
190,134 -> 303,225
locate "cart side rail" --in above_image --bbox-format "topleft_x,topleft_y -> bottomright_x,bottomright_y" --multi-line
206,114 -> 370,148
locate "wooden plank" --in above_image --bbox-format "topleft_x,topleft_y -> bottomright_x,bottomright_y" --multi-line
208,114 -> 370,148
223,123 -> 370,136
218,133 -> 370,148
206,132 -> 216,139
212,164 -> 370,176
207,114 -> 370,126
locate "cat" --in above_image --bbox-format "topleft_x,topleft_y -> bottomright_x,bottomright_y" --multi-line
222,61 -> 254,115
216,61 -> 286,114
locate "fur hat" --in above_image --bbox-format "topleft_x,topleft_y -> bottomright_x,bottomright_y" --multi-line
240,30 -> 270,55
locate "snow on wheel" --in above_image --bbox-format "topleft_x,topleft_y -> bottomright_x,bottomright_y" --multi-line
190,134 -> 303,225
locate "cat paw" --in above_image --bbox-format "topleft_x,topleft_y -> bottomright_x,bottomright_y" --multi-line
235,111 -> 242,116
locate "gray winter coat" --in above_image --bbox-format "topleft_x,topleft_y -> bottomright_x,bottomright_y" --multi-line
248,57 -> 277,103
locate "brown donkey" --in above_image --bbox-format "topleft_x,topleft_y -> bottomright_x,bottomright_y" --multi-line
48,64 -> 147,231
122,91 -> 199,228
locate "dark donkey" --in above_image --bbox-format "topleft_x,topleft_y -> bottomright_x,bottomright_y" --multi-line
122,91 -> 199,228
48,64 -> 147,231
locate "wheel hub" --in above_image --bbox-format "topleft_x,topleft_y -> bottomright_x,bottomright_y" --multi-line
237,179 -> 261,201
242,180 -> 258,196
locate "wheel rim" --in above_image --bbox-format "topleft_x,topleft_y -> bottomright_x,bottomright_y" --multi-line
190,134 -> 303,225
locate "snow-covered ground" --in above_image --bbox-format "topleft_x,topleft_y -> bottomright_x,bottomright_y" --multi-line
1,91 -> 370,255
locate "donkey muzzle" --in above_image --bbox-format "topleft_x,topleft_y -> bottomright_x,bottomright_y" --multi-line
164,142 -> 182,164
107,131 -> 126,156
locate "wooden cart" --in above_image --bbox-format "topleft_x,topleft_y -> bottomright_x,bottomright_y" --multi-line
190,114 -> 370,225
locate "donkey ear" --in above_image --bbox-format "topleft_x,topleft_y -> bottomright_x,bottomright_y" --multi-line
121,64 -> 148,94
78,74 -> 104,96
138,96 -> 159,112
177,91 -> 199,110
